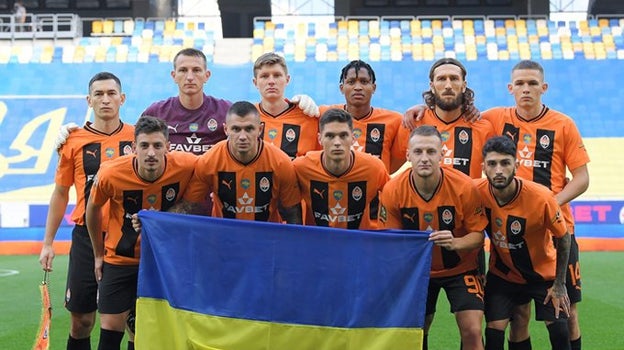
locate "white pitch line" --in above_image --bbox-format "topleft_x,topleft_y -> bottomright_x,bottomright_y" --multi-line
0,269 -> 20,277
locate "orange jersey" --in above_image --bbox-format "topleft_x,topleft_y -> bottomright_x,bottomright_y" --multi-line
257,102 -> 321,159
320,105 -> 406,172
379,168 -> 487,278
90,151 -> 197,265
184,139 -> 301,222
56,121 -> 134,226
483,106 -> 590,231
410,109 -> 495,179
475,178 -> 568,284
293,150 -> 389,230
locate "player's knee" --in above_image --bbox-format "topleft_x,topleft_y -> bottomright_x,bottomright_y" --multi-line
460,323 -> 484,345
70,313 -> 95,337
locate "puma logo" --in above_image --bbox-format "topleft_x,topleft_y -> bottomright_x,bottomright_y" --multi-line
85,149 -> 98,158
313,188 -> 325,199
221,179 -> 233,191
167,124 -> 179,133
126,196 -> 138,205
505,130 -> 517,140
402,212 -> 416,223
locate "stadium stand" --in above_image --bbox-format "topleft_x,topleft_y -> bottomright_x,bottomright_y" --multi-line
1,14 -> 623,64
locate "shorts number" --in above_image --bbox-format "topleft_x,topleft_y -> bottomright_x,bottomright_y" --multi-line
464,274 -> 484,298
568,261 -> 581,288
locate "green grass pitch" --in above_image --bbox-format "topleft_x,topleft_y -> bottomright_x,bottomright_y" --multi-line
1,252 -> 623,349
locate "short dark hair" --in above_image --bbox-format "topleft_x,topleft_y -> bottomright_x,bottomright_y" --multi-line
319,108 -> 353,131
173,48 -> 207,69
88,72 -> 121,92
512,60 -> 544,76
409,125 -> 442,143
339,60 -> 376,84
226,101 -> 259,122
135,116 -> 168,140
482,136 -> 517,158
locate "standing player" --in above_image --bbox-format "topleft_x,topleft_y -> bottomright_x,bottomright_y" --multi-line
476,136 -> 571,350
482,60 -> 590,350
141,47 -> 231,155
182,101 -> 302,224
379,125 -> 487,350
253,52 -> 321,160
293,109 -> 389,229
86,116 -> 196,350
38,72 -> 134,350
319,60 -> 407,174
410,58 -> 495,179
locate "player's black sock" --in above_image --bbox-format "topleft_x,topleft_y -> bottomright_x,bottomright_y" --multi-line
508,337 -> 532,350
570,336 -> 581,350
547,321 -> 571,350
423,334 -> 428,350
67,335 -> 91,350
127,341 -> 135,350
97,329 -> 124,350
485,327 -> 504,350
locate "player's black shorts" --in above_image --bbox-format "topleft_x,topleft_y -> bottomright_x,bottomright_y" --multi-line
426,270 -> 484,316
65,225 -> 97,313
484,272 -> 567,323
566,234 -> 582,304
98,262 -> 138,314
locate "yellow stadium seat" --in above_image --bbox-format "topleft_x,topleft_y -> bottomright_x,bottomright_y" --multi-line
92,20 -> 103,35
368,20 -> 381,38
94,46 -> 107,62
40,45 -> 54,64
498,50 -> 510,60
103,20 -> 114,34
164,20 -> 176,35
410,20 -> 421,37
348,20 -> 358,37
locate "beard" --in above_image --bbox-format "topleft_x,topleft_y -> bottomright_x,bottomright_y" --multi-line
488,174 -> 515,189
434,93 -> 463,111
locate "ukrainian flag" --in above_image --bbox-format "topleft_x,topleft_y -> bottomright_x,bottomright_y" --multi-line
136,211 -> 432,350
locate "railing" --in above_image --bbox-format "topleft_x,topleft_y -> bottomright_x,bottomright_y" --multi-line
0,13 -> 81,40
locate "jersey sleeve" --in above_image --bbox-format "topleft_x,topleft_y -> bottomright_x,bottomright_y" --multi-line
392,125 -> 410,164
460,182 -> 488,233
55,143 -> 75,187
378,181 -> 403,229
481,107 -> 506,134
276,158 -> 302,208
562,120 -> 590,171
545,195 -> 568,238
182,151 -> 213,203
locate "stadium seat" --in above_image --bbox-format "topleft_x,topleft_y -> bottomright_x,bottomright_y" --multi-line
91,20 -> 103,35
103,20 -> 114,35
123,19 -> 134,35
